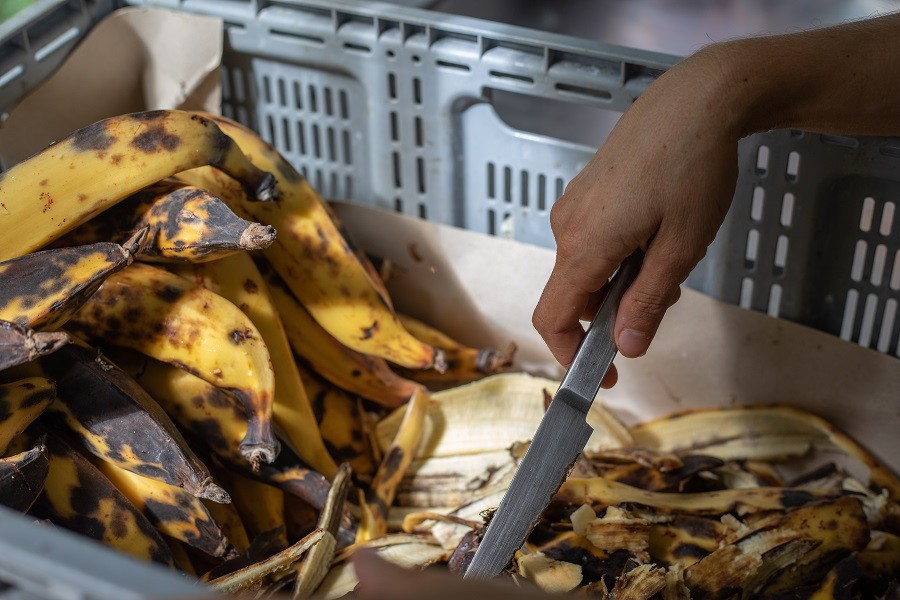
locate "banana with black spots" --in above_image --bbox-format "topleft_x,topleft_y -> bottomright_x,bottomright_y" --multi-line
0,229 -> 145,331
0,109 -> 276,261
54,181 -> 275,263
177,112 -> 441,371
93,458 -> 230,558
0,442 -> 49,512
38,343 -> 228,502
0,377 -> 56,454
67,262 -> 278,467
265,268 -> 419,409
397,313 -> 517,387
171,252 -> 337,478
300,360 -> 377,480
215,467 -> 288,550
18,430 -> 176,567
0,320 -> 69,372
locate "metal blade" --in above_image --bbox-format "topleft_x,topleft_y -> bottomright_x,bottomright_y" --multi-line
463,250 -> 644,580
462,394 -> 594,580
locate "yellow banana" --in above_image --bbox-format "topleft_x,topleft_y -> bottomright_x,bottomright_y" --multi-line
117,351 -> 249,464
177,112 -> 441,370
39,343 -> 228,502
165,536 -> 199,576
397,313 -> 517,386
21,430 -> 175,566
0,377 -> 56,455
94,458 -> 230,558
0,109 -> 277,261
54,181 -> 275,262
0,229 -> 145,331
358,386 -> 430,542
0,320 -> 69,372
0,442 -> 49,512
265,269 -> 419,409
170,252 -> 337,478
67,262 -> 278,467
298,360 -> 377,479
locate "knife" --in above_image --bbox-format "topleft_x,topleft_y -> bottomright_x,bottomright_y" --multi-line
463,250 -> 644,581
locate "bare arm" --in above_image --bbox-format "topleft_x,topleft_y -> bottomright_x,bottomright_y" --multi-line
532,12 -> 900,368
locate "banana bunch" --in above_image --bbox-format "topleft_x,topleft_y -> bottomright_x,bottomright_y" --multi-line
0,109 -> 510,595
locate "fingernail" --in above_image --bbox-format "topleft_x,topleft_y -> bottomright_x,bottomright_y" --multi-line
618,329 -> 649,358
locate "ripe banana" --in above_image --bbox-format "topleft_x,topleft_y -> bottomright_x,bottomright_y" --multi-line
116,351 -> 249,466
396,313 -> 517,386
299,360 -> 377,479
359,386 -> 430,542
66,262 -> 278,467
170,252 -> 337,478
629,405 -> 900,499
0,109 -> 277,261
39,343 -> 228,502
93,458 -> 230,558
0,376 -> 56,454
264,269 -> 419,408
55,181 -> 275,262
0,228 -> 145,331
22,430 -> 175,566
204,497 -> 251,556
0,442 -> 49,512
0,320 -> 69,372
177,112 -> 441,370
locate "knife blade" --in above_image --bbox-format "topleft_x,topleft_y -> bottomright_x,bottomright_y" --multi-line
463,250 -> 644,580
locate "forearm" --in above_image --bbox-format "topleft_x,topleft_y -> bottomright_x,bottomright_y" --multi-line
697,12 -> 900,139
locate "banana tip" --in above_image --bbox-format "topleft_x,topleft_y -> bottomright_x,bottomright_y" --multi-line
198,481 -> 232,504
240,439 -> 281,469
238,223 -> 276,250
254,172 -> 279,202
432,348 -> 448,374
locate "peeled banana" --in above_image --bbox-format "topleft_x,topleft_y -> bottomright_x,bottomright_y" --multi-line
0,376 -> 56,455
171,252 -> 337,478
55,181 -> 275,262
0,442 -> 49,512
0,320 -> 69,372
39,343 -> 228,502
178,112 -> 441,371
0,109 -> 277,261
0,228 -> 145,330
67,261 -> 279,466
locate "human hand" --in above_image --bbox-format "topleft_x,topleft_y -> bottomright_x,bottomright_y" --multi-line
532,46 -> 741,368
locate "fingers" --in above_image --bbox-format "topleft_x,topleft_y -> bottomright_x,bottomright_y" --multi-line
615,244 -> 691,358
533,246 -> 629,367
600,363 -> 618,389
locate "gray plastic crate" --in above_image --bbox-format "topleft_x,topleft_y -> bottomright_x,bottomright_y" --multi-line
107,0 -> 899,357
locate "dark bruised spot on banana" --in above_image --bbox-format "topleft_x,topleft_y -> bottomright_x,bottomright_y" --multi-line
0,229 -> 146,331
0,320 -> 70,372
0,376 -> 57,455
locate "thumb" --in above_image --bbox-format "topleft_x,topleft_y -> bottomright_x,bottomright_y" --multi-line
615,248 -> 685,358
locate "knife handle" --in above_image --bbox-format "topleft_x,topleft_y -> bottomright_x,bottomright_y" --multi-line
557,250 -> 645,413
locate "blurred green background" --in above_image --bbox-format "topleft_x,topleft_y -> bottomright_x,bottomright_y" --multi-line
0,0 -> 37,22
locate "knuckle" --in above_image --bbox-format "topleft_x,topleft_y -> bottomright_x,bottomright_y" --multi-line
628,287 -> 672,322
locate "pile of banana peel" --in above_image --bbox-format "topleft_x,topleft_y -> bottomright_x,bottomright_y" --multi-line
0,110 -> 897,599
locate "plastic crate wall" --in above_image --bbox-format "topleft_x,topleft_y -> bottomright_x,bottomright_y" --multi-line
5,0 -> 900,358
